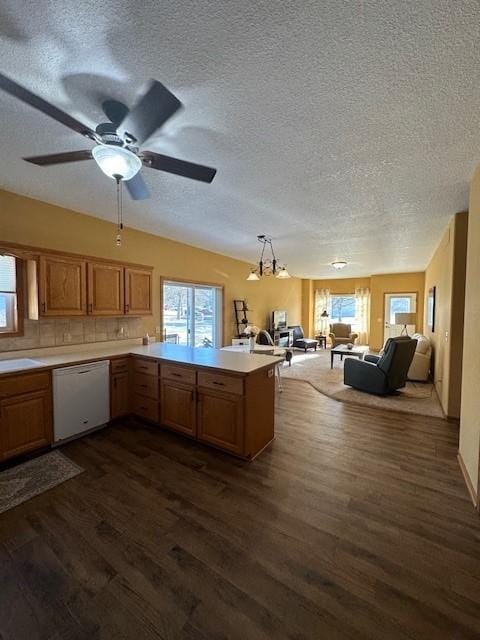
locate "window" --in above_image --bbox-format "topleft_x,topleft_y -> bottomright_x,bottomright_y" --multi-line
162,280 -> 223,348
388,296 -> 413,325
328,294 -> 356,326
0,255 -> 22,336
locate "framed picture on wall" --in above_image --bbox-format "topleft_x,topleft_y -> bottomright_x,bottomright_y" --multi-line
427,286 -> 436,332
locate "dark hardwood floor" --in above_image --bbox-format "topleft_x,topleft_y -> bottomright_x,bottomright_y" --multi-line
1,379 -> 479,640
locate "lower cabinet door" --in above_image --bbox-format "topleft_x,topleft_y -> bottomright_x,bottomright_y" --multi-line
111,372 -> 130,419
197,389 -> 244,455
0,390 -> 52,460
160,381 -> 196,436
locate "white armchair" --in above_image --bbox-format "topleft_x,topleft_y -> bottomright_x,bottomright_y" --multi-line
407,333 -> 432,381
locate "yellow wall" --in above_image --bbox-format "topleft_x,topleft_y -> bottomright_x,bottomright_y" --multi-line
424,212 -> 468,418
312,273 -> 425,350
0,189 -> 302,345
459,167 -> 480,504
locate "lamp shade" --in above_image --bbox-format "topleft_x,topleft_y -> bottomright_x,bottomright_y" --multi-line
92,145 -> 142,180
395,312 -> 416,325
275,267 -> 291,279
246,271 -> 260,281
320,310 -> 329,318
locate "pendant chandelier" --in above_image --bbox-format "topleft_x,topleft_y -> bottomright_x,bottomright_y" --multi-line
246,235 -> 291,281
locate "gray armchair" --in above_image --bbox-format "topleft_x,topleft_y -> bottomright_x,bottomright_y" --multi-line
344,336 -> 417,395
329,323 -> 358,347
289,325 -> 318,352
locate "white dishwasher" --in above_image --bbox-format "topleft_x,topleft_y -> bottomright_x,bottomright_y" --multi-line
53,360 -> 110,443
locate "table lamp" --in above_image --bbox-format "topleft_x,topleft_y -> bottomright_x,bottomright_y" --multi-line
395,312 -> 416,336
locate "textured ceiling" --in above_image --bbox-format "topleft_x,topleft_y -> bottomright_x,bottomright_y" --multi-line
0,0 -> 479,278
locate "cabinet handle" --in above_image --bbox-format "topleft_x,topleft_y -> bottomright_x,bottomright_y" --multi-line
125,303 -> 129,313
41,302 -> 46,313
140,384 -> 148,388
89,303 -> 93,313
113,378 -> 117,389
172,373 -> 181,378
212,381 -> 225,386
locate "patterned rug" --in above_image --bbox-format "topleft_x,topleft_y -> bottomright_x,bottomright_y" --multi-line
0,450 -> 83,514
281,349 -> 444,418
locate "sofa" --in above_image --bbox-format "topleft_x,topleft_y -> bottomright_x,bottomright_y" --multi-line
407,333 -> 432,381
289,325 -> 318,351
329,323 -> 359,347
344,336 -> 417,395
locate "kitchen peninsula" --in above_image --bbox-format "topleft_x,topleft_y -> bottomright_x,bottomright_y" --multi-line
0,342 -> 282,462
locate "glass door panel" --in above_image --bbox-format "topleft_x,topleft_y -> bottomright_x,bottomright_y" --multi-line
163,281 -> 222,348
384,293 -> 417,342
193,286 -> 215,347
162,284 -> 191,345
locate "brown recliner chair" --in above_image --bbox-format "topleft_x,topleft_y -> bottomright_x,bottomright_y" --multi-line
329,323 -> 358,347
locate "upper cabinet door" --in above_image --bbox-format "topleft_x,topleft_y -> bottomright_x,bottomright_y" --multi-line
39,255 -> 87,316
125,268 -> 152,315
87,262 -> 125,315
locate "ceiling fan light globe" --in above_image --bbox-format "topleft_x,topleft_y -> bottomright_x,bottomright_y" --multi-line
331,261 -> 348,270
92,145 -> 142,181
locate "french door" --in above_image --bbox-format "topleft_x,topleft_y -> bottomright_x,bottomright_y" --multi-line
162,281 -> 222,348
384,292 -> 417,342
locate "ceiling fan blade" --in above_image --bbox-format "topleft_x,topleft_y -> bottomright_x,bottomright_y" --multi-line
142,151 -> 216,183
23,150 -> 93,166
117,81 -> 182,146
124,172 -> 150,200
0,72 -> 97,140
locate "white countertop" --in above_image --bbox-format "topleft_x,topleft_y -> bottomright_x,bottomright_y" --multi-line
0,341 -> 283,376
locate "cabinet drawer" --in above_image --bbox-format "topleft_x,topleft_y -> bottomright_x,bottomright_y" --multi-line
133,373 -> 159,400
132,394 -> 158,422
133,358 -> 158,376
161,364 -> 196,385
0,371 -> 51,398
110,358 -> 129,374
197,371 -> 244,395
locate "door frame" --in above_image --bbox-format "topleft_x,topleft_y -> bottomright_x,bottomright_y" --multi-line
383,290 -> 419,343
160,276 -> 225,347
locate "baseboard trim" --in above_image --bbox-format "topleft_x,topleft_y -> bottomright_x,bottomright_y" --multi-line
457,452 -> 478,509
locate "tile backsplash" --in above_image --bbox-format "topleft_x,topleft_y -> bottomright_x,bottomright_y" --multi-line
0,317 -> 145,352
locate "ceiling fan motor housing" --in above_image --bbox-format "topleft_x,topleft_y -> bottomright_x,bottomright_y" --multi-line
95,122 -> 124,147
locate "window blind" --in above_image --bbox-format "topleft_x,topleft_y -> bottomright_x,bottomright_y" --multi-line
0,256 -> 16,292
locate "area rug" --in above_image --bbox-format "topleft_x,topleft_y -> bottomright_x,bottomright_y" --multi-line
0,450 -> 83,515
281,349 -> 444,418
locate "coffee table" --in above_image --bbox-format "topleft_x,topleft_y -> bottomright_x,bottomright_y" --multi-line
330,344 -> 369,369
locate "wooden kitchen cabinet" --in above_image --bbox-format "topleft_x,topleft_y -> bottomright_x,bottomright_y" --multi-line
0,372 -> 53,461
110,371 -> 130,419
125,267 -> 152,315
160,380 -> 196,436
88,262 -> 124,316
197,388 -> 244,455
39,255 -> 87,316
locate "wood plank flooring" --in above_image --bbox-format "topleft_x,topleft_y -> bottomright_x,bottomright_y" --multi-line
1,379 -> 479,640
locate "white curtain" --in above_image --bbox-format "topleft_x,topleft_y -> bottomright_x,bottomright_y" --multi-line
355,287 -> 370,345
314,288 -> 330,335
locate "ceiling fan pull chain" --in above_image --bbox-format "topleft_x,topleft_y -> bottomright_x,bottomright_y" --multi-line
115,176 -> 122,247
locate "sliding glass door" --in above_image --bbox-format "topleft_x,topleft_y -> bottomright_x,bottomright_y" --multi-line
162,281 -> 222,348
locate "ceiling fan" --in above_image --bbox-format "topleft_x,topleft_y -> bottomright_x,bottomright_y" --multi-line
0,72 -> 217,200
